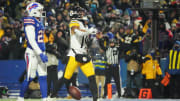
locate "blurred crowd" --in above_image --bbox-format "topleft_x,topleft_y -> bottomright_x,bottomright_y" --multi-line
0,0 -> 179,60
0,0 -> 180,99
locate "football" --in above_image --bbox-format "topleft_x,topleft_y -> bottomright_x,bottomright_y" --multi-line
68,86 -> 81,100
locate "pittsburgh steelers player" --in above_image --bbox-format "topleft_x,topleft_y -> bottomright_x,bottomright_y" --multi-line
51,6 -> 99,101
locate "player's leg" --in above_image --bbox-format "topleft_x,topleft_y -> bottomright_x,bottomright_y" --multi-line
51,56 -> 79,97
17,53 -> 38,101
80,61 -> 98,101
37,59 -> 48,100
63,56 -> 79,89
70,69 -> 78,87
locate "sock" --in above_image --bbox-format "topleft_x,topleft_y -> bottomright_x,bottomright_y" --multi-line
19,78 -> 33,97
38,76 -> 48,98
64,78 -> 71,92
88,75 -> 98,101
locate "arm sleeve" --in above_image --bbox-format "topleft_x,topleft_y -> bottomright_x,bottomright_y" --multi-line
74,29 -> 90,36
25,25 -> 42,55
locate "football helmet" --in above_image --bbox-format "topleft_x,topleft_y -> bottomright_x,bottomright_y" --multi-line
26,2 -> 46,17
69,6 -> 86,19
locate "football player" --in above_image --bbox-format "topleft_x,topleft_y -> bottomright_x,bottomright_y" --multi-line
51,6 -> 99,101
17,2 -> 48,101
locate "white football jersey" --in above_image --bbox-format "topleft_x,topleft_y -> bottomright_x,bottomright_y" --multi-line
68,20 -> 89,57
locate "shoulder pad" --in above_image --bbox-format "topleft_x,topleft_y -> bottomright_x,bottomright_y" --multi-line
24,17 -> 36,26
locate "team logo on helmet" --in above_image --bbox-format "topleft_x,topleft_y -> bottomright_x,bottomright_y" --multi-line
28,3 -> 38,12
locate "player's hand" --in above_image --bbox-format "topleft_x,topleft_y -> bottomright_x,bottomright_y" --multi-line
89,27 -> 97,35
40,53 -> 48,63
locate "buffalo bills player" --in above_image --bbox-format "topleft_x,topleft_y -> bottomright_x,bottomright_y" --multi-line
17,2 -> 48,101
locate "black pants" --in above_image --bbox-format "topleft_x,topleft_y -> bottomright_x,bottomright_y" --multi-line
47,65 -> 58,96
124,72 -> 142,98
104,64 -> 121,97
144,79 -> 162,98
168,75 -> 180,98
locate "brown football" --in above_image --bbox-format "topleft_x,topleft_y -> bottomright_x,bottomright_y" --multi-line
68,86 -> 81,100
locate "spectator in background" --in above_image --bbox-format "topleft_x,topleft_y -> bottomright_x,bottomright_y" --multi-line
0,10 -> 8,31
141,51 -> 163,98
168,10 -> 178,24
54,30 -> 69,64
119,0 -> 131,12
164,41 -> 180,98
0,26 -> 16,59
116,25 -> 125,42
174,22 -> 180,41
46,43 -> 61,97
89,31 -> 107,98
18,32 -> 27,59
97,30 -> 109,51
11,20 -> 25,59
124,49 -> 143,98
143,29 -> 152,55
56,13 -> 63,26
158,23 -> 171,58
115,25 -> 125,57
44,27 -> 54,44
171,23 -> 177,38
94,53 -> 106,98
120,26 -> 140,54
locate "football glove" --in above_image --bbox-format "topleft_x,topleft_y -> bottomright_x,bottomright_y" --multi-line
40,53 -> 48,63
88,27 -> 97,35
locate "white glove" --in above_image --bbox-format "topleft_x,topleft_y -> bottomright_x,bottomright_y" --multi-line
88,27 -> 97,35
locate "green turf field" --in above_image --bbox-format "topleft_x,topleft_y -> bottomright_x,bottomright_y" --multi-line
0,99 -> 40,101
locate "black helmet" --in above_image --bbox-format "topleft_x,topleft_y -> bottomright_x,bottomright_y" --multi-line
69,6 -> 86,19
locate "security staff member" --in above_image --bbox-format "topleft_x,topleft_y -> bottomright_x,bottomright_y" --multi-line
165,41 -> 180,98
103,39 -> 121,98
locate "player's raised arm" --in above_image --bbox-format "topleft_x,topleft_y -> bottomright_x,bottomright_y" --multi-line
74,27 -> 97,36
69,7 -> 97,36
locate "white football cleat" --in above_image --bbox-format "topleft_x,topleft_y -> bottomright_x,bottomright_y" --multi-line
42,98 -> 48,101
16,97 -> 24,101
48,97 -> 57,101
